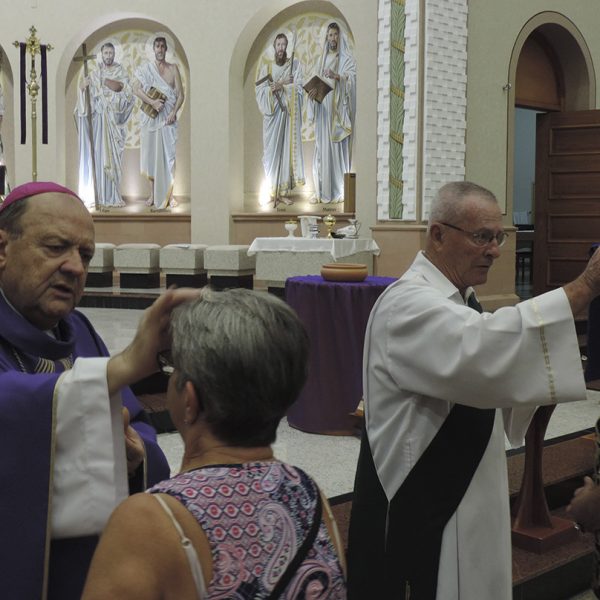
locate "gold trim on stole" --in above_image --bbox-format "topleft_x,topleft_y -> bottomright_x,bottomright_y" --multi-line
531,297 -> 557,402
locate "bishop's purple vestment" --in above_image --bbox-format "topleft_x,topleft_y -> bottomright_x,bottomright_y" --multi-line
0,293 -> 170,599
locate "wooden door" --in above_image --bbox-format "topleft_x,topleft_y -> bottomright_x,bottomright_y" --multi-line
534,110 -> 600,296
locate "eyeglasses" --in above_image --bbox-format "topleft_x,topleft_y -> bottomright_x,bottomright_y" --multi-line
440,222 -> 508,247
157,350 -> 175,377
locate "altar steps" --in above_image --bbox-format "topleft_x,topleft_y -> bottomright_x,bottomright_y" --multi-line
329,430 -> 598,600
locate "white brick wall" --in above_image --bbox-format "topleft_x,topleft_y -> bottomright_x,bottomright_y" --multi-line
421,0 -> 468,220
377,0 -> 468,222
401,0 -> 420,221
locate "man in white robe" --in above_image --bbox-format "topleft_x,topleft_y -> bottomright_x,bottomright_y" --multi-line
307,22 -> 356,204
134,36 -> 184,210
76,43 -> 134,209
255,33 -> 305,206
347,181 -> 600,600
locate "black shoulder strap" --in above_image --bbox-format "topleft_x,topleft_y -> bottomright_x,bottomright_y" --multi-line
266,490 -> 323,599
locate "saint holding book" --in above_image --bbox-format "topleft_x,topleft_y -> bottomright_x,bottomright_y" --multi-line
307,22 -> 356,204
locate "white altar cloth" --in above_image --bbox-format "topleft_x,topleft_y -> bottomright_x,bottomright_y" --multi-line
248,237 -> 380,287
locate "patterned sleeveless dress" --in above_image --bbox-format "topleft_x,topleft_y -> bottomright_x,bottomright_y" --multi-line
149,461 -> 346,599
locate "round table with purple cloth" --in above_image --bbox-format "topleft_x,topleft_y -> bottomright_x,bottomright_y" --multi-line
285,274 -> 397,434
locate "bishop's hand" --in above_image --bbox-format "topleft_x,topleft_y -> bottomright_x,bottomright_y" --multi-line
107,287 -> 202,395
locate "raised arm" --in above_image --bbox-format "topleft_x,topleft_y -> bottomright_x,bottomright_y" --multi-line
563,247 -> 600,317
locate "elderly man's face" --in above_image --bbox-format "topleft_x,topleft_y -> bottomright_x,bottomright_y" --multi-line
437,194 -> 503,292
0,193 -> 95,330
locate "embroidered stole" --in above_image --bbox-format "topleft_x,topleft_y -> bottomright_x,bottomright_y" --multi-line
348,293 -> 495,599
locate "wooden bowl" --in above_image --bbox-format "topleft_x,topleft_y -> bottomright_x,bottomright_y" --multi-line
320,262 -> 368,282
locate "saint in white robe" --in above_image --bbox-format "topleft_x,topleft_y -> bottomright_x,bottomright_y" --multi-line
351,251 -> 586,600
307,33 -> 356,203
255,57 -> 305,197
135,62 -> 179,210
75,62 -> 134,208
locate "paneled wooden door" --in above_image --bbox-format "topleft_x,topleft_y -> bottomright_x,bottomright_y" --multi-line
534,110 -> 600,296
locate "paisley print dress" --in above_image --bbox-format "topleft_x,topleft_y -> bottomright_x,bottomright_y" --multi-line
149,461 -> 346,599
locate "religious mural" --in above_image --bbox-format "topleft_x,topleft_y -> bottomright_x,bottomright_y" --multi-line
252,15 -> 356,209
73,31 -> 187,212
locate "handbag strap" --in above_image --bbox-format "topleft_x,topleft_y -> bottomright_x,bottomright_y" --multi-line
266,489 -> 323,599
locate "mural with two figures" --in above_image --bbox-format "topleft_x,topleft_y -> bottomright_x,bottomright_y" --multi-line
74,31 -> 185,211
254,16 -> 356,207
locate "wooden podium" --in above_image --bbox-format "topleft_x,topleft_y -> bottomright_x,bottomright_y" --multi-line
511,405 -> 579,553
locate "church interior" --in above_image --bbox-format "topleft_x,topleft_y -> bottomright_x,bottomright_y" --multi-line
3,0 -> 600,597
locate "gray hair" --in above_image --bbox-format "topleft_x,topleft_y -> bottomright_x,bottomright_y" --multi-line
428,181 -> 498,231
170,288 -> 309,447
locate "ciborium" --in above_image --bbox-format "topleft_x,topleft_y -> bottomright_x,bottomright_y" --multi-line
323,214 -> 337,239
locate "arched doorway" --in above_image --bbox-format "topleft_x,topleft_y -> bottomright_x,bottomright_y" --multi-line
507,13 -> 595,298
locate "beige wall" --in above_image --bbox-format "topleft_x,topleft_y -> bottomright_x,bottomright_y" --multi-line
0,0 -> 376,247
5,0 -> 600,300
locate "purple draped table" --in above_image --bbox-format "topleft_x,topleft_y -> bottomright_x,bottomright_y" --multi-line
285,274 -> 397,435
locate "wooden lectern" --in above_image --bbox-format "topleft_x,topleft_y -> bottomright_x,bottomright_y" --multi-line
511,405 -> 579,553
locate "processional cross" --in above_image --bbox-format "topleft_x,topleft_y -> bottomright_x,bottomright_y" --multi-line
13,26 -> 52,182
73,44 -> 102,211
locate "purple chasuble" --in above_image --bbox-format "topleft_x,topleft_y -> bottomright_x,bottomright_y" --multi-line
0,293 -> 170,599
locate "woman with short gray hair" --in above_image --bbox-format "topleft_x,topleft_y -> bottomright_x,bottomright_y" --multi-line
83,288 -> 347,599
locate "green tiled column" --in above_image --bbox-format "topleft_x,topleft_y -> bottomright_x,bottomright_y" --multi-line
389,0 -> 406,219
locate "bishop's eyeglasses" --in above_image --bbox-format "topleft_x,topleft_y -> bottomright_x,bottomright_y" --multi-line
440,222 -> 508,247
157,350 -> 175,377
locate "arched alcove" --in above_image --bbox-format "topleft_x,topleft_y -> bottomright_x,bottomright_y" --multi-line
507,12 -> 595,297
59,17 -> 191,210
515,32 -> 564,111
506,12 -> 595,218
233,1 -> 355,216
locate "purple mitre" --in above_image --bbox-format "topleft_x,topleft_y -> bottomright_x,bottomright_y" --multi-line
0,181 -> 83,213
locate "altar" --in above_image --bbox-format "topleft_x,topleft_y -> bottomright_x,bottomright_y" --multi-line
285,275 -> 396,434
247,237 -> 381,288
